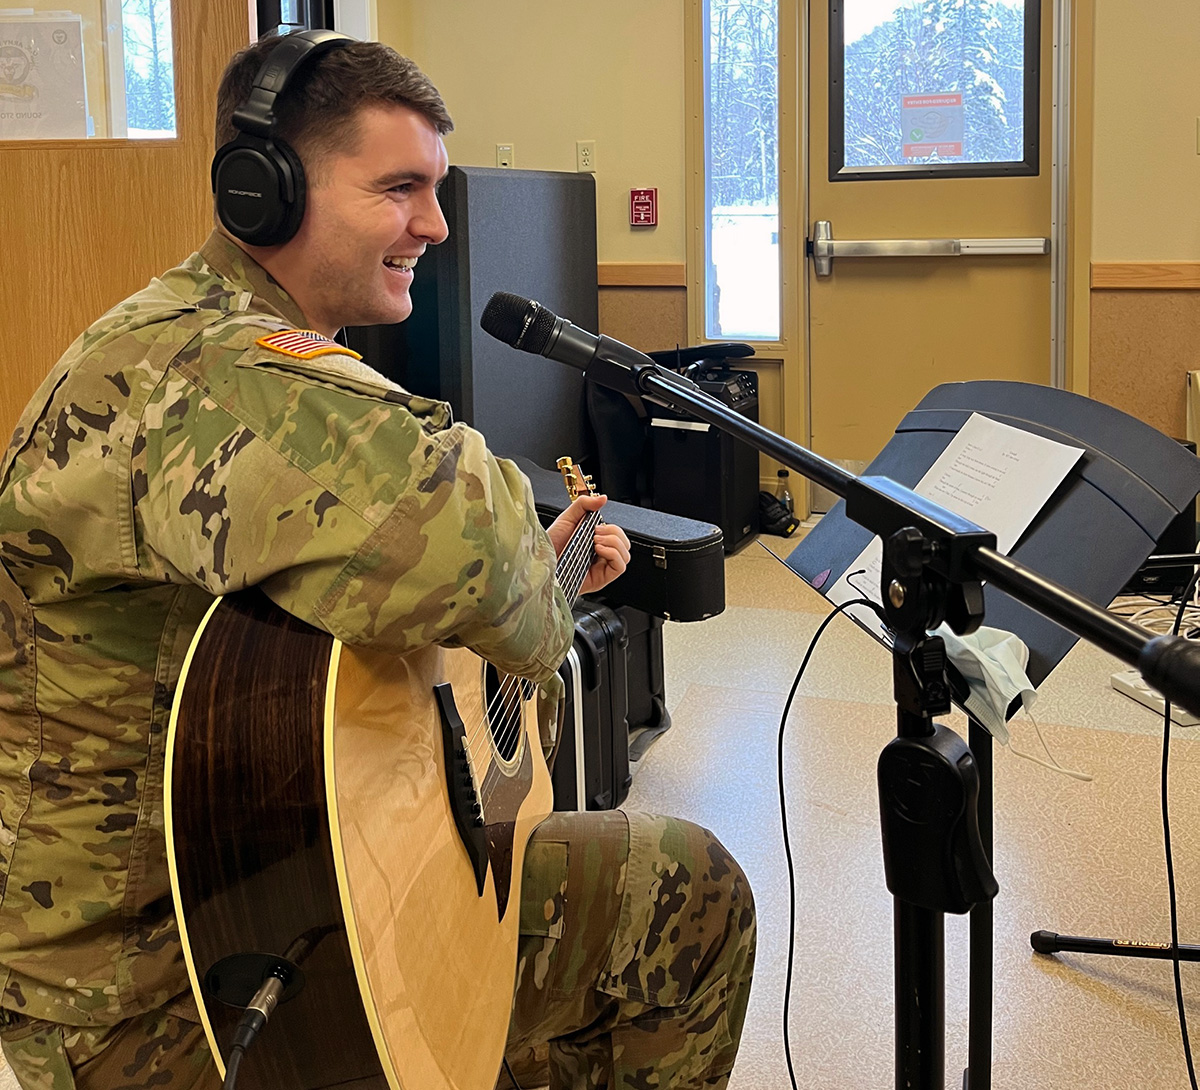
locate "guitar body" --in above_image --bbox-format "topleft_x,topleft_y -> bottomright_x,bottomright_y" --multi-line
166,588 -> 554,1090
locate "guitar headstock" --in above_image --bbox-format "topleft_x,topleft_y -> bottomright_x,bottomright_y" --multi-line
556,457 -> 596,502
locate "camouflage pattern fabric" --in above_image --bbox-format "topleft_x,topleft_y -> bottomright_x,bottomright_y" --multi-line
0,1002 -> 218,1090
507,810 -> 756,1090
0,810 -> 755,1090
0,230 -> 572,1027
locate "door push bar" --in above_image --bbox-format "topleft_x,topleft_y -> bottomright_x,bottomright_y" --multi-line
809,220 -> 1051,277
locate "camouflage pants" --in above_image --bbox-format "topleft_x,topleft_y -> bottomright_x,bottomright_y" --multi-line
504,810 -> 755,1090
0,810 -> 755,1090
0,1003 -> 218,1090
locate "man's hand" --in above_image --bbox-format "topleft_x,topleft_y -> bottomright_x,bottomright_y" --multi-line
546,494 -> 632,596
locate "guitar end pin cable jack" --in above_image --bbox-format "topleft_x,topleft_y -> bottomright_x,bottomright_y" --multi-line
222,971 -> 287,1090
219,923 -> 340,1090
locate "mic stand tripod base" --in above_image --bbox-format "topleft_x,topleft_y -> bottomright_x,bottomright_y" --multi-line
1030,931 -> 1200,961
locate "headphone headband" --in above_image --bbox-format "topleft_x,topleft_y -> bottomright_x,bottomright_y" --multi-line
231,29 -> 354,139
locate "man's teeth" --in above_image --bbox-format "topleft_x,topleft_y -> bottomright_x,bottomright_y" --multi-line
383,257 -> 416,269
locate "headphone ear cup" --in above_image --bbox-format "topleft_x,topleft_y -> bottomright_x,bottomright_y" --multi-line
212,137 -> 305,247
270,137 -> 307,246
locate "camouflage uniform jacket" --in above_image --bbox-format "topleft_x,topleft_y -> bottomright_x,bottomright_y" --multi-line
0,231 -> 573,1027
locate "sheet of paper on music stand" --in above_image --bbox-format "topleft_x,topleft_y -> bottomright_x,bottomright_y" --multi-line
826,412 -> 1085,642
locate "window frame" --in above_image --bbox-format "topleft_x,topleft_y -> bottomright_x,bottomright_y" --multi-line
697,0 -> 786,344
828,0 -> 1041,182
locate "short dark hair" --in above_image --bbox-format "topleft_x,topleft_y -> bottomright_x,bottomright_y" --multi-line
214,36 -> 454,180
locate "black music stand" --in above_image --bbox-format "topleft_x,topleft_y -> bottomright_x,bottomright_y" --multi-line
786,380 -> 1200,1090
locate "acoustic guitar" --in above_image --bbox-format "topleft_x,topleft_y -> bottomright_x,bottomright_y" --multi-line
165,458 -> 600,1089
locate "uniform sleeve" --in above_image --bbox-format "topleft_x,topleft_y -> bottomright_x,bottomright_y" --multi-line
267,422 -> 575,682
133,347 -> 574,683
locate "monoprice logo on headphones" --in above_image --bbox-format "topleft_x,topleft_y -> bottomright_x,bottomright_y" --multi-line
228,189 -> 263,198
0,41 -> 37,100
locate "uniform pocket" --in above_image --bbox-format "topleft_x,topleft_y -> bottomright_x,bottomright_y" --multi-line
518,838 -> 568,940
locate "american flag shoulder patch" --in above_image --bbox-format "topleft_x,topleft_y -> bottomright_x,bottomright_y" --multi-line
255,329 -> 363,361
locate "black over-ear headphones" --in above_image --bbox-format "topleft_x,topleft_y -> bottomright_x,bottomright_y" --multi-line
212,29 -> 355,247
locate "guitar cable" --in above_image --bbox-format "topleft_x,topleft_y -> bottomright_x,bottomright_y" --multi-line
1163,569 -> 1199,1090
777,596 -> 887,1090
221,924 -> 340,1090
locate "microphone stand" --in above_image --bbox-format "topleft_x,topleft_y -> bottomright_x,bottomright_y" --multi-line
581,352 -> 1200,1090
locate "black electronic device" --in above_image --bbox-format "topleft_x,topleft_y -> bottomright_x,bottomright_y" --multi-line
256,0 -> 335,35
650,369 -> 760,553
212,29 -> 353,247
1123,438 -> 1199,597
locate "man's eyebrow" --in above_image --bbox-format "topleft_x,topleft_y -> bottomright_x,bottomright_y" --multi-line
373,169 -> 450,189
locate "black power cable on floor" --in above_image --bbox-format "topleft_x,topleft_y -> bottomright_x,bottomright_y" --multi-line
1164,570 -> 1200,1090
777,597 -> 888,1090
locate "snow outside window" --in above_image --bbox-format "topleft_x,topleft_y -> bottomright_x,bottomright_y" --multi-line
703,0 -> 780,342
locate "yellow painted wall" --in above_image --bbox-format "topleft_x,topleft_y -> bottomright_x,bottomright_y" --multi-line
376,0 -> 685,264
1092,0 -> 1200,260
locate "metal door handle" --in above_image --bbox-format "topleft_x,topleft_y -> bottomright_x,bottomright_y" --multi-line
810,221 -> 1050,277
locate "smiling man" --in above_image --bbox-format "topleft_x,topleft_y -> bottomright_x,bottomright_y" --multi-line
0,33 -> 754,1090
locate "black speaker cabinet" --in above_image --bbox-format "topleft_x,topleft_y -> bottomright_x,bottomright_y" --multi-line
344,165 -> 598,470
649,369 -> 760,553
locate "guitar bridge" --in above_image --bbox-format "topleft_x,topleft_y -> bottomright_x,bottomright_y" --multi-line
434,683 -> 489,898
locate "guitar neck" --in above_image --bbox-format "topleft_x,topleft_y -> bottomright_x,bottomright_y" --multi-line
555,509 -> 602,606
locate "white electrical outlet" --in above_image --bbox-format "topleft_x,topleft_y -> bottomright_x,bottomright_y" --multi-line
496,143 -> 514,168
576,140 -> 596,172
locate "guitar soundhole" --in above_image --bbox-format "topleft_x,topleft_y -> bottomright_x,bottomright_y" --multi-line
483,665 -> 526,763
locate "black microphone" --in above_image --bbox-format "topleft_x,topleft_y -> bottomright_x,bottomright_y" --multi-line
478,292 -> 704,412
479,292 -> 655,371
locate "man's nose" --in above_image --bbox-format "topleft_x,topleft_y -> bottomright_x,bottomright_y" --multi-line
413,195 -> 449,245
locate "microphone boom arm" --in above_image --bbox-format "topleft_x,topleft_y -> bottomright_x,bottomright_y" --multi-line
583,351 -> 1200,720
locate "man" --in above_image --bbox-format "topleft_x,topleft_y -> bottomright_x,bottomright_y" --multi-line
0,33 -> 755,1090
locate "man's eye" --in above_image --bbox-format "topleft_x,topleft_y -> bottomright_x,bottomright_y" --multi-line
389,183 -> 412,194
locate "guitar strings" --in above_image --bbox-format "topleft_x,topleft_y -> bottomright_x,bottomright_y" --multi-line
464,541 -> 596,787
461,510 -> 602,776
463,510 -> 601,768
462,511 -> 602,783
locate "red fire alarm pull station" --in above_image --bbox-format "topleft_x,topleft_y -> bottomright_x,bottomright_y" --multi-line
630,188 -> 657,226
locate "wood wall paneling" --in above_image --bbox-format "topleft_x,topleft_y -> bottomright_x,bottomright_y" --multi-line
597,263 -> 686,287
1089,289 -> 1200,440
597,286 -> 688,353
0,1 -> 253,439
1091,263 -> 1200,290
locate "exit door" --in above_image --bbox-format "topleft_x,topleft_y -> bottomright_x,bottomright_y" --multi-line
807,0 -> 1054,504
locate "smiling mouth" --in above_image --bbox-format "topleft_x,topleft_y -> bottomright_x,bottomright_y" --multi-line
383,256 -> 417,271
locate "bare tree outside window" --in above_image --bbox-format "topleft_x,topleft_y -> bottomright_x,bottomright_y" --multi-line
843,0 -> 1026,168
122,0 -> 176,138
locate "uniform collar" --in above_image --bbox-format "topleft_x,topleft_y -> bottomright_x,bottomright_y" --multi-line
198,231 -> 311,331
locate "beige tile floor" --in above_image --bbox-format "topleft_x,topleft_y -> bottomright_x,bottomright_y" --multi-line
2,537 -> 1198,1089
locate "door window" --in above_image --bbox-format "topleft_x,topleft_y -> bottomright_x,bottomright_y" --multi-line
830,0 -> 1040,180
